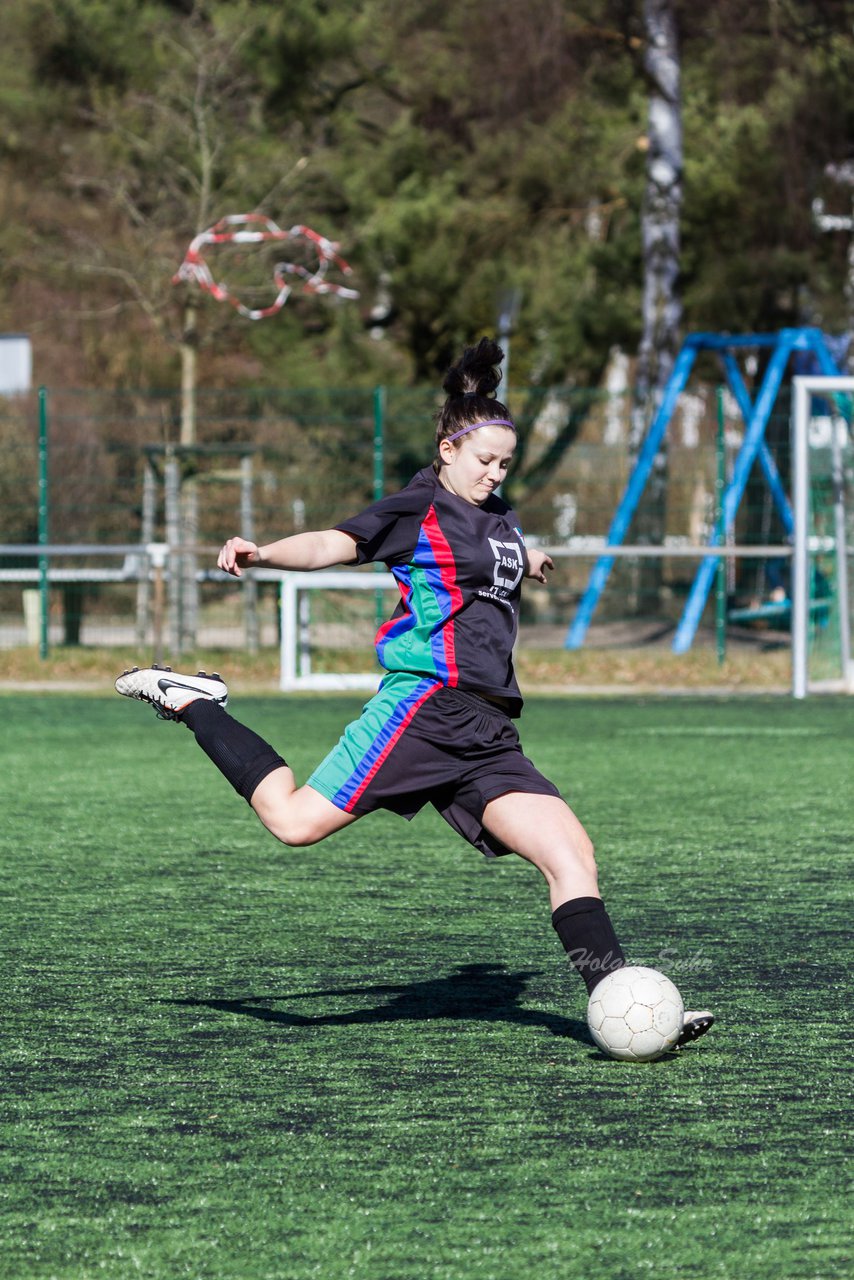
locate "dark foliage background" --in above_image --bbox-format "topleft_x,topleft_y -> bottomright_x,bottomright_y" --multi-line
1,0 -> 852,392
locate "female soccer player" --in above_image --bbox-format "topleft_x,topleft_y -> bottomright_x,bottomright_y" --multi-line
116,338 -> 712,1047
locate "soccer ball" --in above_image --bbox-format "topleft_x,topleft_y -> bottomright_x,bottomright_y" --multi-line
587,966 -> 684,1062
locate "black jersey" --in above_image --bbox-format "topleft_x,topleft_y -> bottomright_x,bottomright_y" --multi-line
336,466 -> 529,714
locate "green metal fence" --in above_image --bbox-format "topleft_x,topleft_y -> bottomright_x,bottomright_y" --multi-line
1,383 -> 836,671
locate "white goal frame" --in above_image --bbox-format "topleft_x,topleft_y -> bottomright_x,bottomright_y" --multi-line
792,375 -> 853,698
275,383 -> 854,700
279,570 -> 395,691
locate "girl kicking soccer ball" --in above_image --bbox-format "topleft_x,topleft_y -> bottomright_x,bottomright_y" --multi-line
116,338 -> 713,1050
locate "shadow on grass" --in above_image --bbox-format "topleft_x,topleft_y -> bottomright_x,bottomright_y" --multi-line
166,963 -> 593,1044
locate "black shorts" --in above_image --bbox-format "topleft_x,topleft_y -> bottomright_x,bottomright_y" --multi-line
307,674 -> 561,857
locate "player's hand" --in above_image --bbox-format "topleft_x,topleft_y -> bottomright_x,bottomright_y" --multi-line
526,549 -> 554,584
217,536 -> 260,578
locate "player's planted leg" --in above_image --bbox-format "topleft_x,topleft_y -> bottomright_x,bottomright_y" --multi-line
481,792 -> 625,991
481,791 -> 713,1046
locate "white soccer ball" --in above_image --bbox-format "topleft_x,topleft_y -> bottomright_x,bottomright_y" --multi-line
587,966 -> 684,1062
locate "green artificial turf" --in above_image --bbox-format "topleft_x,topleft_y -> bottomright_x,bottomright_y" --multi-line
1,692 -> 851,1279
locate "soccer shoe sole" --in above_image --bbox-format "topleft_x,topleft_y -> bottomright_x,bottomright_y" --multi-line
676,1011 -> 715,1047
115,664 -> 228,718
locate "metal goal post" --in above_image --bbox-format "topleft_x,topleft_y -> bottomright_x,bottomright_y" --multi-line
279,570 -> 396,692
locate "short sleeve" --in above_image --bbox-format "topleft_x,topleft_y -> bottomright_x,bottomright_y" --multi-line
335,480 -> 431,566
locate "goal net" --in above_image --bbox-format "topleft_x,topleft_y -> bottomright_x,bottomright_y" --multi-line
279,570 -> 396,691
791,375 -> 853,696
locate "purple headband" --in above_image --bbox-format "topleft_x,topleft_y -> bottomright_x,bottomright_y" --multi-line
445,418 -> 516,442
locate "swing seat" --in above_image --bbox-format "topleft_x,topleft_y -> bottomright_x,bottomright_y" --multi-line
727,599 -> 830,625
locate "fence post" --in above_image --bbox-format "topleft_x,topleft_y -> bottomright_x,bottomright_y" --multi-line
37,387 -> 49,659
373,386 -> 386,629
148,543 -> 168,666
137,456 -> 157,646
241,453 -> 259,654
373,386 -> 385,502
164,449 -> 181,653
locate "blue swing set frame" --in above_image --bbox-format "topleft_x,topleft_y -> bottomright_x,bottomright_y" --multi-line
564,328 -> 844,653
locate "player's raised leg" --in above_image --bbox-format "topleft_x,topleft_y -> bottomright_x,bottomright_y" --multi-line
115,665 -> 358,846
246,772 -> 358,846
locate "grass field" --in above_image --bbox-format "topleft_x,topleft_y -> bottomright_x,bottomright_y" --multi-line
1,691 -> 851,1279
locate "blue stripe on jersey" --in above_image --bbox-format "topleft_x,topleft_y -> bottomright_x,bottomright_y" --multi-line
329,675 -> 441,811
375,565 -> 416,668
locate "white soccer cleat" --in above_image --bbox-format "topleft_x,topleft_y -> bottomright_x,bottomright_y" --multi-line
115,664 -> 228,720
677,1009 -> 715,1047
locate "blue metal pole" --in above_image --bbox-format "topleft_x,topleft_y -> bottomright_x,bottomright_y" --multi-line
672,332 -> 798,652
565,338 -> 700,648
721,353 -> 793,533
802,326 -> 848,378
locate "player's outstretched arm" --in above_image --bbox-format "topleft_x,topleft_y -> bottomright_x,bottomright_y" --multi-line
217,530 -> 358,577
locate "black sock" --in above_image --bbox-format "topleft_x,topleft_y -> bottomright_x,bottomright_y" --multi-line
551,896 -> 626,996
180,700 -> 286,803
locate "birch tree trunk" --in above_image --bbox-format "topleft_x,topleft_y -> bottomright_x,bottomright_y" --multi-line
628,0 -> 683,615
178,297 -> 200,652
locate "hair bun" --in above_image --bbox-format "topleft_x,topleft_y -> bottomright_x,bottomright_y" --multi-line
442,337 -> 504,398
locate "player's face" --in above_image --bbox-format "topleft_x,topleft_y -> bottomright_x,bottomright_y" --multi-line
438,425 -> 517,505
